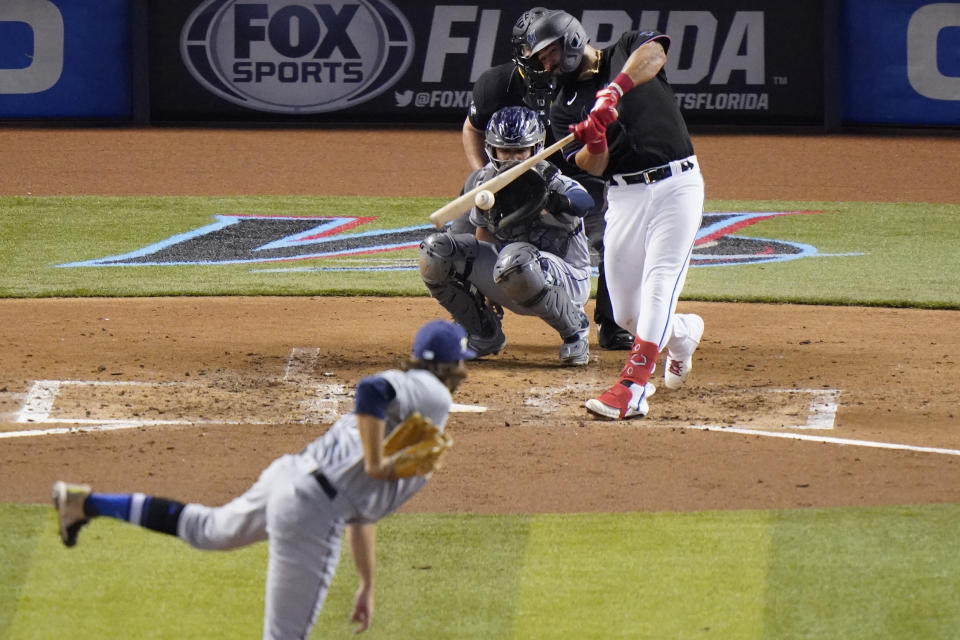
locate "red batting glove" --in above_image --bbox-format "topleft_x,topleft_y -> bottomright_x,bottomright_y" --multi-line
590,72 -> 635,125
569,114 -> 608,154
593,86 -> 622,113
590,101 -> 618,128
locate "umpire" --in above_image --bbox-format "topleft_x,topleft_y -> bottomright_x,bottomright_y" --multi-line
460,7 -> 633,351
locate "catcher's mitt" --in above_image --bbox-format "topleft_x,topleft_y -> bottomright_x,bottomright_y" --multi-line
483,167 -> 549,232
383,412 -> 453,478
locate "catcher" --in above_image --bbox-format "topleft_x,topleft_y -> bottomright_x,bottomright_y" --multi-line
420,105 -> 595,366
51,319 -> 470,639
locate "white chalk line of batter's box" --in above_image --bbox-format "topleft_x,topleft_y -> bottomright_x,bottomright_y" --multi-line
0,420 -> 256,439
527,384 -> 840,430
681,387 -> 840,431
14,380 -> 187,424
6,379 -> 488,439
767,388 -> 841,430
281,348 -> 488,414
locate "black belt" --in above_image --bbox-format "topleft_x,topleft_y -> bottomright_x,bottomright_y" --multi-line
615,159 -> 695,185
311,470 -> 338,500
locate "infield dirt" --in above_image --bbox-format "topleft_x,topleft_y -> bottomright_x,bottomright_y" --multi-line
1,129 -> 958,513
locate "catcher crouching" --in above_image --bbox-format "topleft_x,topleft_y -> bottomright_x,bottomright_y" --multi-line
420,105 -> 595,366
51,319 -> 472,639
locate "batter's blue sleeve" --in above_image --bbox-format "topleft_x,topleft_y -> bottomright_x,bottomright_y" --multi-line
354,375 -> 397,419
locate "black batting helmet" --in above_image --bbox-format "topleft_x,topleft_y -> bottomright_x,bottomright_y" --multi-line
519,10 -> 588,76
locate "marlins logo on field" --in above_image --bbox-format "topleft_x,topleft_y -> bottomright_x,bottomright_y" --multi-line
57,211 -> 864,269
181,0 -> 414,114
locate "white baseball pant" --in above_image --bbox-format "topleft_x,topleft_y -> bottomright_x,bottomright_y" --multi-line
602,156 -> 705,355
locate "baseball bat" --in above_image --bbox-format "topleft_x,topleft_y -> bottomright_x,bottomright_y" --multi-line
428,132 -> 576,229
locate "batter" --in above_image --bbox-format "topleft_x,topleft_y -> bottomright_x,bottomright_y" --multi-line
52,320 -> 474,639
521,10 -> 706,418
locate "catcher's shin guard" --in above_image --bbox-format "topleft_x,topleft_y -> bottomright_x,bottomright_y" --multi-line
424,280 -> 503,355
493,242 -> 586,341
420,232 -> 504,354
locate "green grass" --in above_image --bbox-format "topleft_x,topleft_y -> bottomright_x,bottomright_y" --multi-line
0,195 -> 440,297
1,195 -> 958,307
3,193 -> 959,638
4,505 -> 959,639
686,201 -> 960,307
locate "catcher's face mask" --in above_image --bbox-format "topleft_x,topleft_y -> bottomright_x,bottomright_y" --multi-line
493,146 -> 534,168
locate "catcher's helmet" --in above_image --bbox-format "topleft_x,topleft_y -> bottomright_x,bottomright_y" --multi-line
484,106 -> 546,171
519,10 -> 588,77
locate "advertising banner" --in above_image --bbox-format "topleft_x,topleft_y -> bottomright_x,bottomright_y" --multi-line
843,0 -> 960,125
0,0 -> 132,118
148,0 -> 824,125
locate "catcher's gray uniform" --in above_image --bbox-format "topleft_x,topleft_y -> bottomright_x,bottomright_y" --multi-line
419,161 -> 594,364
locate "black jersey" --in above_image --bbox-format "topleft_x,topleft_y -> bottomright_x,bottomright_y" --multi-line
549,31 -> 695,178
466,63 -> 530,132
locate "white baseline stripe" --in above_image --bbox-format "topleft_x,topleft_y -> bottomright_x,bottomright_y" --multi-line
9,382 -> 940,455
688,424 -> 960,456
33,380 -> 183,387
2,422 -> 146,439
0,418 -> 273,439
451,403 -> 487,413
15,380 -> 60,423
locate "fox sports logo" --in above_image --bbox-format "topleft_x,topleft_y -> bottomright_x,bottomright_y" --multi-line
181,0 -> 414,114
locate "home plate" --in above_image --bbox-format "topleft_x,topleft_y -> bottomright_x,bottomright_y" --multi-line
451,403 -> 487,413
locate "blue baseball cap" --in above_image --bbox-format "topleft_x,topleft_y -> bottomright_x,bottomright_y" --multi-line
413,320 -> 476,362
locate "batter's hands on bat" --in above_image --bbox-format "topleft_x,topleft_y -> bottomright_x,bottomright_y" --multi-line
594,84 -> 623,110
583,72 -> 634,140
351,585 -> 373,634
591,87 -> 622,127
569,113 -> 609,154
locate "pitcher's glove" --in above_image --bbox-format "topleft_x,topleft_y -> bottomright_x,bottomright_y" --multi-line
383,412 -> 453,478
